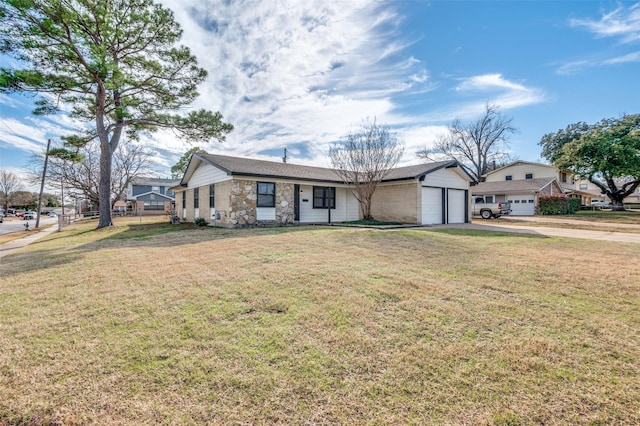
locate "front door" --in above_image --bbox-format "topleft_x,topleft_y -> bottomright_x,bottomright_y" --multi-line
294,184 -> 300,221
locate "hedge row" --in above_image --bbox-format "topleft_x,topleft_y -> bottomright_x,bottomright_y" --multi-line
538,196 -> 581,215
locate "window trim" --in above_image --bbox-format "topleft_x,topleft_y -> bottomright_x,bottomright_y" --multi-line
182,191 -> 186,209
257,181 -> 276,208
525,173 -> 533,179
505,175 -> 513,181
194,187 -> 199,209
209,184 -> 215,208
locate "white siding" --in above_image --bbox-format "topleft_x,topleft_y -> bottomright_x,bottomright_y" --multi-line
447,189 -> 466,223
421,187 -> 443,224
423,168 -> 468,190
298,185 -> 359,223
485,163 -> 557,182
189,164 -> 230,188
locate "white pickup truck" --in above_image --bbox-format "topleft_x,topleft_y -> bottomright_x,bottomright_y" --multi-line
472,197 -> 511,219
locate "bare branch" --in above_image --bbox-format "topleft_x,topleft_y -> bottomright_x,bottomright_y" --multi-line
330,118 -> 405,220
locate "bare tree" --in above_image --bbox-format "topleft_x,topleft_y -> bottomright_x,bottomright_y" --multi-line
330,118 -> 405,221
417,104 -> 517,182
0,169 -> 23,213
31,140 -> 155,212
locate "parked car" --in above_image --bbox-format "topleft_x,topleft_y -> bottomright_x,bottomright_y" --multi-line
591,200 -> 609,208
23,211 -> 37,220
0,213 -> 3,223
472,197 -> 511,219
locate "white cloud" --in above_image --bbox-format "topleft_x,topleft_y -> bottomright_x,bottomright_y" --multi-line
570,3 -> 640,43
557,50 -> 640,75
560,3 -> 640,74
157,0 -> 429,166
453,74 -> 546,112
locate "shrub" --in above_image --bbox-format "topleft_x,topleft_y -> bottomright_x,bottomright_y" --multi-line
194,217 -> 208,226
539,196 -> 581,215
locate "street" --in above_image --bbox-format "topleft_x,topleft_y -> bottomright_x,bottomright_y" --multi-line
0,216 -> 59,236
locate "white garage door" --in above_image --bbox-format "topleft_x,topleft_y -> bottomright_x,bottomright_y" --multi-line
507,195 -> 535,215
447,189 -> 466,223
422,187 -> 443,224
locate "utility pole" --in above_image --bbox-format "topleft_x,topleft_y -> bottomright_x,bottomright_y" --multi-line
35,139 -> 51,228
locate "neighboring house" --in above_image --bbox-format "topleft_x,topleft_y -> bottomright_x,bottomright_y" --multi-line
473,161 -> 576,215
126,177 -> 180,215
173,154 -> 472,227
472,178 -> 564,215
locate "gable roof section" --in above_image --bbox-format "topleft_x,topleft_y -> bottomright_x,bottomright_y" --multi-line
131,191 -> 175,201
181,154 -> 462,185
472,177 -> 561,194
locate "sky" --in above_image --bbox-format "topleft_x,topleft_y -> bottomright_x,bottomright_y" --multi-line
1,0 -> 639,192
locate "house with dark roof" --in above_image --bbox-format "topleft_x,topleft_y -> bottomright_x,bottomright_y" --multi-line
172,154 -> 472,227
473,161 -> 575,215
126,177 -> 181,215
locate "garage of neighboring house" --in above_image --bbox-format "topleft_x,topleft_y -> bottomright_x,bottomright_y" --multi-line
507,195 -> 536,215
472,177 -> 564,216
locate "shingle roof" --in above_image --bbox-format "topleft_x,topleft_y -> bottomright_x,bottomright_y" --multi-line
133,177 -> 181,186
193,154 -> 458,184
472,177 -> 558,194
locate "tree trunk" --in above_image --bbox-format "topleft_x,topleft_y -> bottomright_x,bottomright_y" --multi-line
97,139 -> 114,228
611,199 -> 626,211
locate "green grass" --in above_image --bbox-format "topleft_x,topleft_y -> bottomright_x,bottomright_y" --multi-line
1,218 -> 639,424
341,219 -> 404,226
571,209 -> 640,222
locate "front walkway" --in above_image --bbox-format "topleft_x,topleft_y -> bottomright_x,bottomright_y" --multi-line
0,225 -> 58,259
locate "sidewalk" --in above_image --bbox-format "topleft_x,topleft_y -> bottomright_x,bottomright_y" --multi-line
437,217 -> 640,244
0,224 -> 58,259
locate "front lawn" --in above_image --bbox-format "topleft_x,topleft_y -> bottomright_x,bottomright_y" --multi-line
1,219 -> 639,424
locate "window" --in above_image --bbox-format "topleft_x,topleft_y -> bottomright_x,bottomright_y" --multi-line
144,200 -> 165,210
505,175 -> 512,181
313,186 -> 335,209
528,199 -> 534,203
561,172 -> 567,183
152,186 -> 160,192
485,195 -> 494,203
525,173 -> 533,179
182,191 -> 186,209
579,183 -> 588,190
194,187 -> 199,208
209,184 -> 215,208
257,182 -> 275,207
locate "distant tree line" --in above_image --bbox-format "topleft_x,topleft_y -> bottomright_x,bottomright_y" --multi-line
1,169 -> 60,212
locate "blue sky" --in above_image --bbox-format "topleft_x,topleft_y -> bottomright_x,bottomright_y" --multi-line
1,0 -> 639,190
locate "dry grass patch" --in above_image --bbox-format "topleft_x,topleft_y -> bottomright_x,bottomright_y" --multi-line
1,221 -> 639,425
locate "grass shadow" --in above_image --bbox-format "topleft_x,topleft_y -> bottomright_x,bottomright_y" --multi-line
427,227 -> 550,239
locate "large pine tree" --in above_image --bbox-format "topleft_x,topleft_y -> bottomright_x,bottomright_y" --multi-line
0,0 -> 233,228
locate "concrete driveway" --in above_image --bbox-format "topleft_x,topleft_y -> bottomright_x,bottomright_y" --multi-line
437,216 -> 640,244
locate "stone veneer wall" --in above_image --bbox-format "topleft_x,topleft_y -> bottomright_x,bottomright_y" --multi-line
226,179 -> 296,227
275,182 -> 295,225
180,179 -> 296,227
229,179 -> 257,226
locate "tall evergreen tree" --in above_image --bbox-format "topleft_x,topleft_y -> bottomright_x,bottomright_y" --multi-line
0,0 -> 233,228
